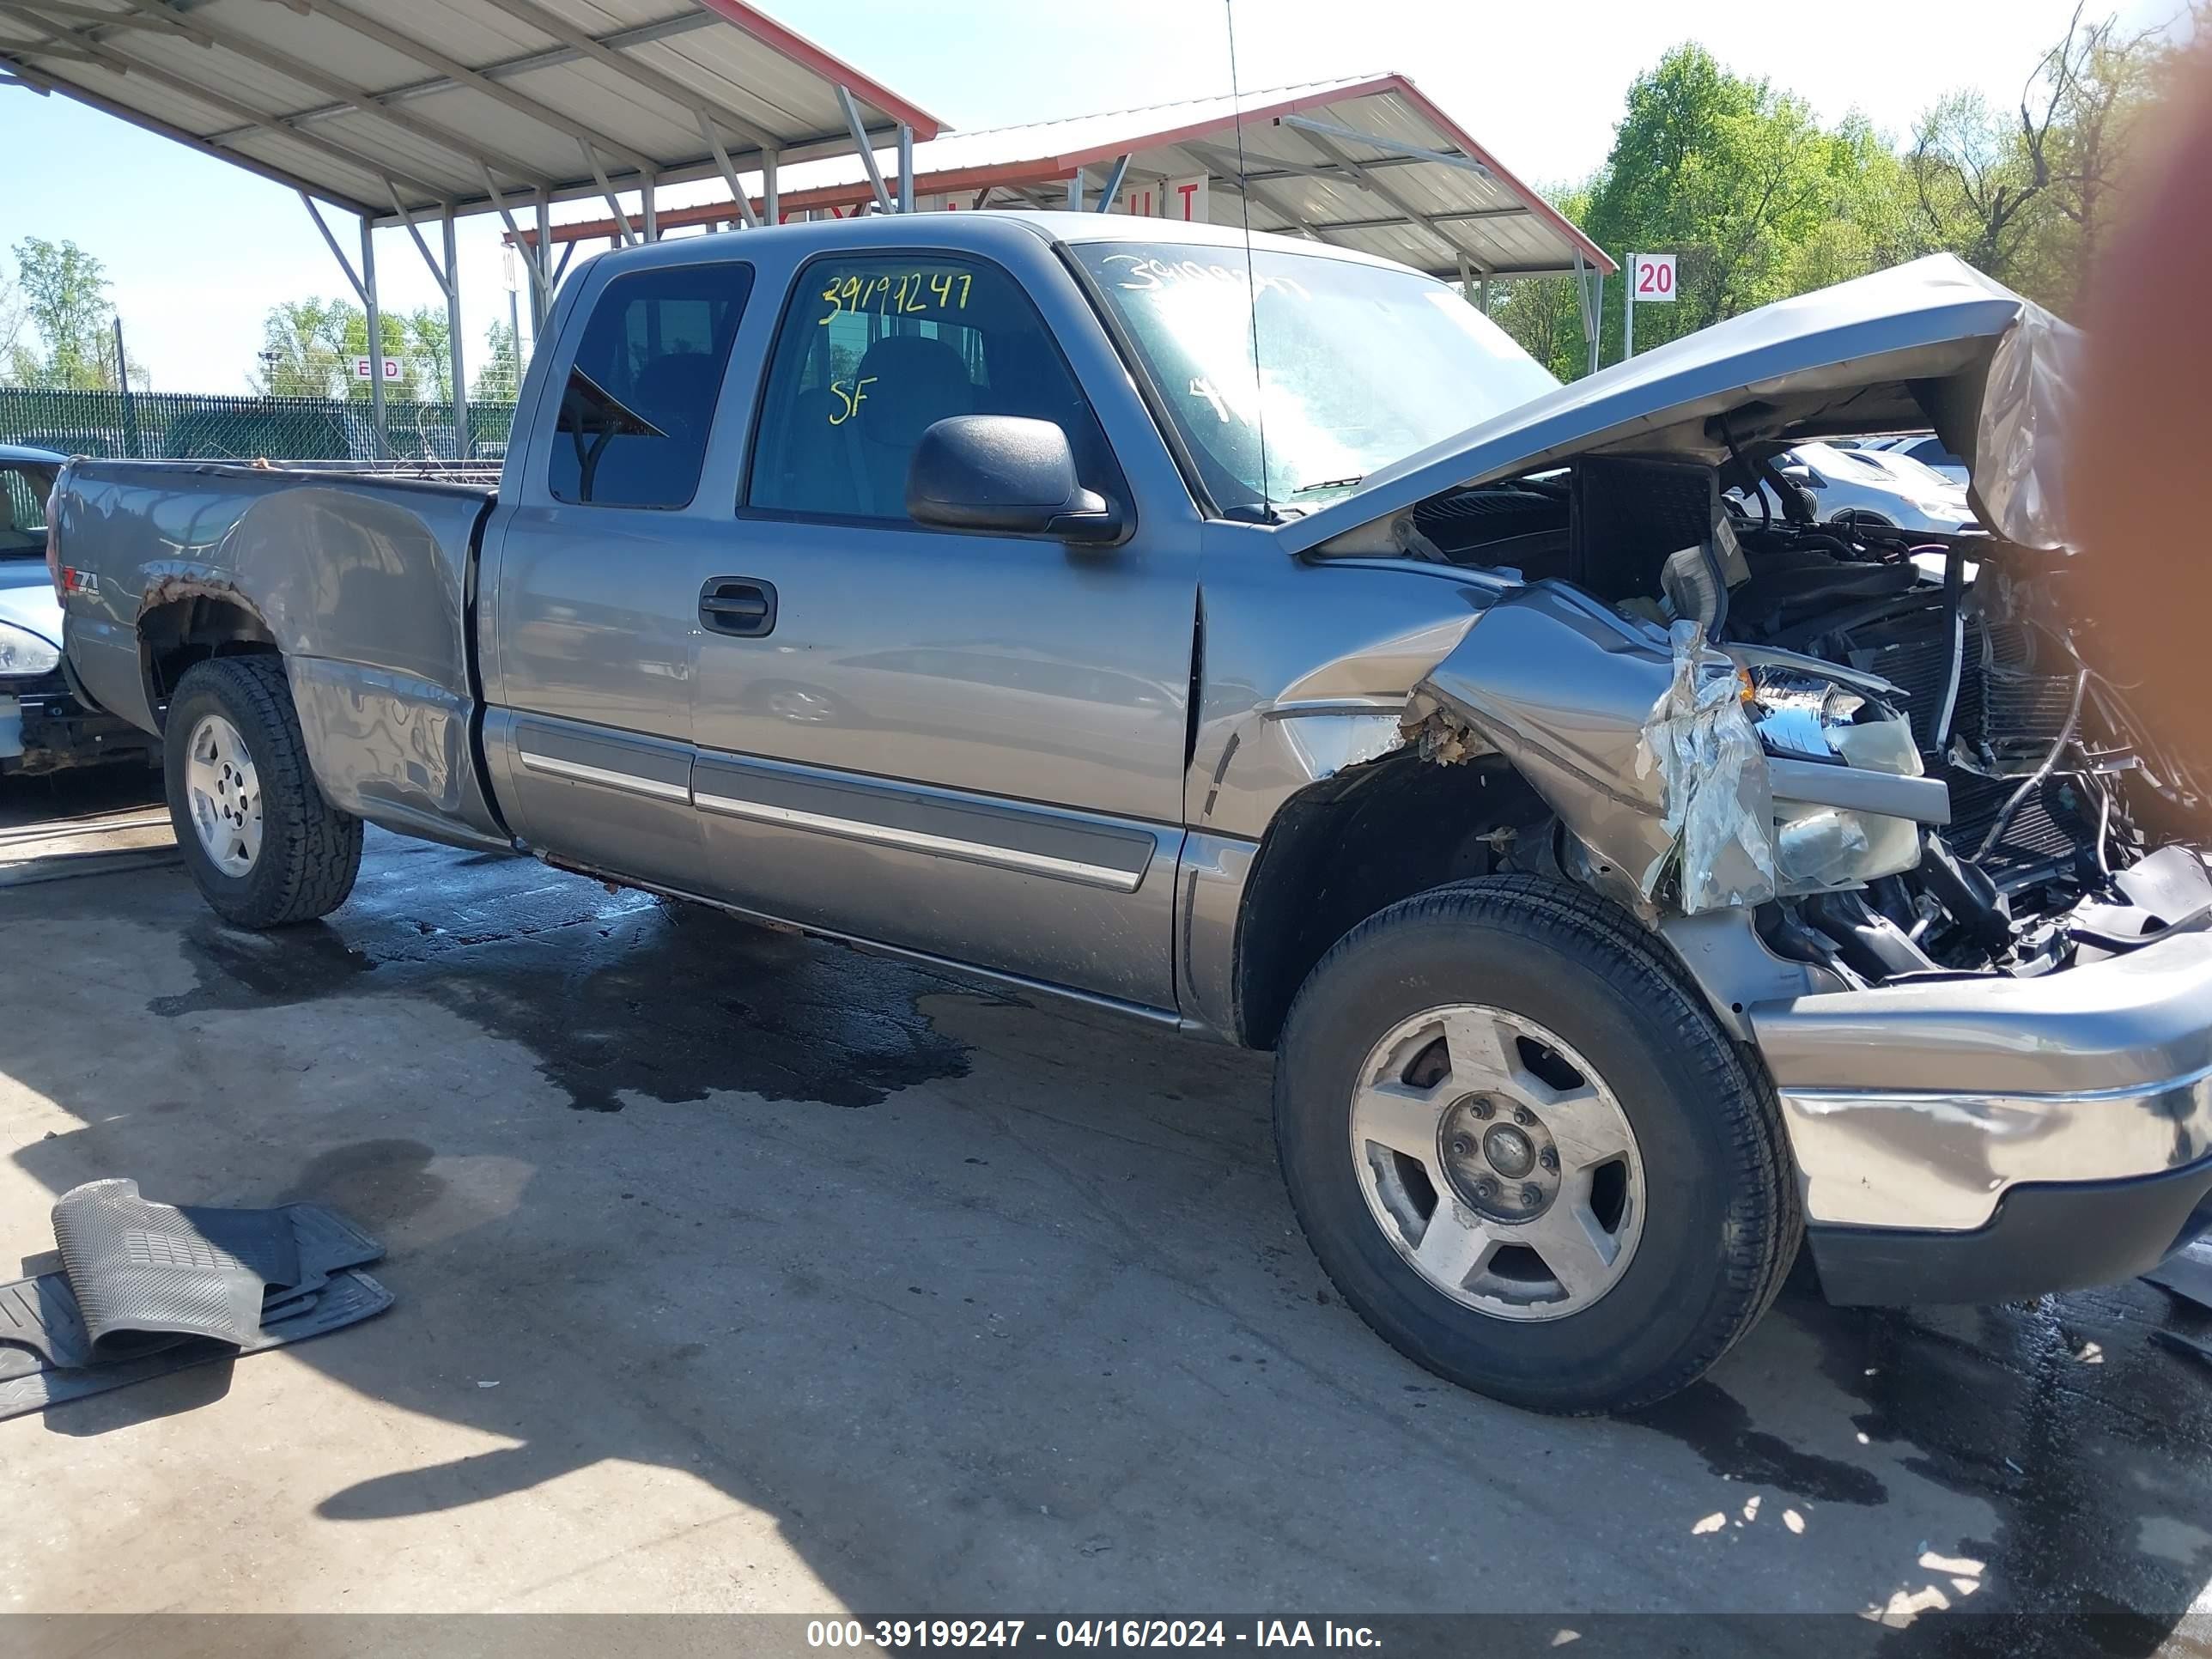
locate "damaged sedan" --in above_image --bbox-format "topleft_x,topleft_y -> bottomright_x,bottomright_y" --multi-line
43,216 -> 2212,1413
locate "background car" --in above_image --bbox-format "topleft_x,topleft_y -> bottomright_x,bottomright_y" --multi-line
1738,439 -> 1979,535
1861,430 -> 1970,486
1,444 -> 157,777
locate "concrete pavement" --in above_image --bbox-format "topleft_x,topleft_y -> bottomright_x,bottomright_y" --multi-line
3,773 -> 2210,1643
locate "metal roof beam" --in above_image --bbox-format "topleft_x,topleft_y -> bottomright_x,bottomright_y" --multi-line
1094,153 -> 1130,212
1170,144 -> 1334,245
387,181 -> 453,298
3,0 -> 181,32
470,0 -> 781,155
0,33 -> 99,61
477,163 -> 550,311
697,108 -> 759,228
1276,113 -> 1495,180
1281,123 -> 1495,275
1303,204 -> 1533,234
374,10 -> 720,105
0,2 -> 449,199
1188,146 -> 1448,188
836,83 -> 892,213
579,139 -> 638,246
301,190 -> 368,305
1172,142 -> 1337,243
106,0 -> 552,190
264,0 -> 659,177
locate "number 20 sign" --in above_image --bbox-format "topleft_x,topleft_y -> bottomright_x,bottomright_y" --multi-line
1631,252 -> 1676,303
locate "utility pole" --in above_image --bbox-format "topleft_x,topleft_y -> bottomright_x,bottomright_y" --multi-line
112,316 -> 141,459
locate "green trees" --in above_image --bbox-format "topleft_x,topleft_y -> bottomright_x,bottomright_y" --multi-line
1498,9 -> 2194,377
250,298 -> 457,400
471,319 -> 524,404
6,237 -> 149,390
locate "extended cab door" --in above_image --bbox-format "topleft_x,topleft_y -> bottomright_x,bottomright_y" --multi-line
688,240 -> 1200,1010
478,256 -> 756,891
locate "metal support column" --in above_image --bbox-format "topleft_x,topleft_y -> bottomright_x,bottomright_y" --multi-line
836,86 -> 893,213
1571,249 -> 1601,380
763,149 -> 780,226
443,210 -> 467,458
361,216 -> 387,458
1455,252 -> 1474,306
1066,170 -> 1084,210
532,190 -> 551,333
1095,153 -> 1131,212
1588,269 -> 1604,375
1479,276 -> 1491,316
642,171 -> 658,242
896,124 -> 914,212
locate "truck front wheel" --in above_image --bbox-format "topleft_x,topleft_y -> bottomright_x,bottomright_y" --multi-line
1273,876 -> 1800,1414
164,655 -> 362,928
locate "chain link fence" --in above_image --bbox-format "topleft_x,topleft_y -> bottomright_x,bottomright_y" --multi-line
0,386 -> 520,465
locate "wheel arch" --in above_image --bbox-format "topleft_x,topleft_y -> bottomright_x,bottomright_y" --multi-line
1231,750 -> 1553,1051
137,588 -> 280,729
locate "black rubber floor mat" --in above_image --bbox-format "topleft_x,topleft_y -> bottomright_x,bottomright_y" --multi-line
0,1184 -> 386,1419
2145,1240 -> 2212,1310
51,1179 -> 281,1357
0,1268 -> 391,1421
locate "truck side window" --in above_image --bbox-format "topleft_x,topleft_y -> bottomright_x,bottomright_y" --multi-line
550,263 -> 754,508
747,254 -> 1118,523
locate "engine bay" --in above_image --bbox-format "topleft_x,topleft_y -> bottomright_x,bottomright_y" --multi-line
1398,449 -> 2212,989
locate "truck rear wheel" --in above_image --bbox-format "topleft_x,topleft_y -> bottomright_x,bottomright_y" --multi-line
1273,876 -> 1800,1414
164,655 -> 362,928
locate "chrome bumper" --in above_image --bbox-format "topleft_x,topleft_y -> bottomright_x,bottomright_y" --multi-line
1748,927 -> 2212,1231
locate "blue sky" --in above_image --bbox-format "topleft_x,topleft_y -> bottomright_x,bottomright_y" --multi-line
1,0 -> 2179,393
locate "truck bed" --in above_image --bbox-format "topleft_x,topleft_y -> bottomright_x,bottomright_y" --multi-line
54,458 -> 507,851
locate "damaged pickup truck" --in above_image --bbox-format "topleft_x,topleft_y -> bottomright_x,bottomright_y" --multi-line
45,215 -> 2212,1413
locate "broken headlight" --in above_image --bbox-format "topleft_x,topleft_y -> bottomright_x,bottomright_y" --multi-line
1739,665 -> 1868,761
1739,663 -> 1925,891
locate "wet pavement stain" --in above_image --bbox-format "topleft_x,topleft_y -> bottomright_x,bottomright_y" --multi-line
1791,1290 -> 2212,1654
1626,1377 -> 1887,1506
146,832 -> 981,1114
283,1139 -> 446,1231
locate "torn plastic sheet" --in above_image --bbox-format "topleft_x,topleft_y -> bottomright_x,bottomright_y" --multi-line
1636,621 -> 1778,914
1974,285 -> 2081,550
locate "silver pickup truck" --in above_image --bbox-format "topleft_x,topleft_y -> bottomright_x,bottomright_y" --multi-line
46,214 -> 2212,1413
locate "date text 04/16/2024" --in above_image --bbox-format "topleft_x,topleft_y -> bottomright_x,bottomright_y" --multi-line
805,1621 -> 1383,1650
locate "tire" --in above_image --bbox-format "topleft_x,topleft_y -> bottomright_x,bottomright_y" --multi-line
1273,875 -> 1800,1415
164,654 -> 362,928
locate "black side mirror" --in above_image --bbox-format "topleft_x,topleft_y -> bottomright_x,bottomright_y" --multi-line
906,416 -> 1124,544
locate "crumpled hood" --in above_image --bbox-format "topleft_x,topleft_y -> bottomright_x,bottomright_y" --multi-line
0,561 -> 61,647
1284,253 -> 2077,554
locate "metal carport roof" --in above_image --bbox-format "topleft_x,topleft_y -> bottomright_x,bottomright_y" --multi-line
0,1 -> 941,222
532,72 -> 1617,283
0,0 -> 941,453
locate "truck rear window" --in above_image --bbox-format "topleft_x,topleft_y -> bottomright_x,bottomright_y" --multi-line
550,263 -> 754,508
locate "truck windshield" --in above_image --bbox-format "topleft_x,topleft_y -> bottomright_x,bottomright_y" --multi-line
1073,242 -> 1559,515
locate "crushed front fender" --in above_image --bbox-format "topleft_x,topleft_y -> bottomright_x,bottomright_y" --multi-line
1404,582 -> 1777,915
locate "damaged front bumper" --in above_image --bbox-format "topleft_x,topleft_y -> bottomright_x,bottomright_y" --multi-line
1752,924 -> 2212,1304
1405,580 -> 2212,1306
